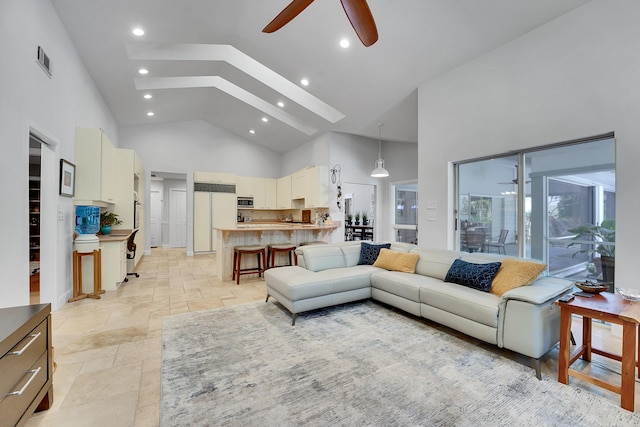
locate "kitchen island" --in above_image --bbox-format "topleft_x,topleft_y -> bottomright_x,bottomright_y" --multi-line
213,222 -> 339,281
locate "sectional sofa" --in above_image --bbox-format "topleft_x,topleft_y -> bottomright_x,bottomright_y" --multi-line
264,241 -> 574,378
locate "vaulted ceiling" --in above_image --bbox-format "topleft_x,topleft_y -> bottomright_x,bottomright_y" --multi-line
51,0 -> 590,153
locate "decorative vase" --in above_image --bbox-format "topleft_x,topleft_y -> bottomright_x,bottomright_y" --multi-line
100,225 -> 112,235
601,255 -> 615,287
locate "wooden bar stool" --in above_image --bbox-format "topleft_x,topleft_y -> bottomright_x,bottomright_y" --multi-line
232,245 -> 266,285
267,243 -> 298,269
70,249 -> 104,302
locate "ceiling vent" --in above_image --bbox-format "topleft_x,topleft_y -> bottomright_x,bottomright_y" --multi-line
37,46 -> 52,77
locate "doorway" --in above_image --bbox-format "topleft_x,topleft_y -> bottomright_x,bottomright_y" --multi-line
28,135 -> 42,304
150,171 -> 187,249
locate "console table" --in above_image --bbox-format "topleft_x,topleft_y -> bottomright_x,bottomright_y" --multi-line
557,292 -> 640,411
0,303 -> 53,426
345,225 -> 373,241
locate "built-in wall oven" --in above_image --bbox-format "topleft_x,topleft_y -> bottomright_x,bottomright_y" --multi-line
237,197 -> 254,208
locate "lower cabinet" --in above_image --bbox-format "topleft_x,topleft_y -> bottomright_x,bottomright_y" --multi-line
0,303 -> 53,427
100,240 -> 127,291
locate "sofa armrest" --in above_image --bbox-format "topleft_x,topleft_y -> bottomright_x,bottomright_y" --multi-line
501,276 -> 574,305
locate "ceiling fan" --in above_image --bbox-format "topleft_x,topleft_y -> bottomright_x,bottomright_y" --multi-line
263,0 -> 379,47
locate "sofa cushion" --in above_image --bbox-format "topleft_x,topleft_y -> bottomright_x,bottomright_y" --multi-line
491,258 -> 547,296
444,259 -> 501,292
371,270 -> 440,302
410,248 -> 461,280
373,249 -> 420,273
358,242 -> 391,265
265,265 -> 377,301
419,281 -> 501,328
299,246 -> 347,272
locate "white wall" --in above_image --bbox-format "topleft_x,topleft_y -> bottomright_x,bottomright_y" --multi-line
0,0 -> 117,309
418,1 -> 640,287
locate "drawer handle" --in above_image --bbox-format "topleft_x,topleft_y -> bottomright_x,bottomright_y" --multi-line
7,366 -> 41,396
10,332 -> 41,356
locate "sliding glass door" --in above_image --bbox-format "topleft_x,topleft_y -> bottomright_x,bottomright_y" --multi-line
455,136 -> 615,282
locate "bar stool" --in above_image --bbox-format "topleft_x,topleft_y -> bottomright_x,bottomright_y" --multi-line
70,249 -> 105,302
232,245 -> 266,285
267,243 -> 298,268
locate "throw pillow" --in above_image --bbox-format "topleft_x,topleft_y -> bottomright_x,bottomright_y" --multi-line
358,242 -> 391,265
444,259 -> 502,292
490,258 -> 546,296
373,249 -> 420,273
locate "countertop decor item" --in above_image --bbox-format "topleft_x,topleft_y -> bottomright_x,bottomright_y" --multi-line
100,211 -> 122,235
616,288 -> 640,302
575,281 -> 609,294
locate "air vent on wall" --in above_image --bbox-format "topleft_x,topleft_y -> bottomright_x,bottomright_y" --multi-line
37,46 -> 52,77
194,182 -> 236,193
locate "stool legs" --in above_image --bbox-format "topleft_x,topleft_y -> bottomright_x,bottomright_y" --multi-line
233,248 -> 266,285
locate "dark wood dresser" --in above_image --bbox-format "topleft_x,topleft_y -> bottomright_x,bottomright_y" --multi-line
0,303 -> 53,427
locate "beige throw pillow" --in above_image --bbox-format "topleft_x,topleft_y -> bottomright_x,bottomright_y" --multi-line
373,248 -> 420,273
490,258 -> 546,296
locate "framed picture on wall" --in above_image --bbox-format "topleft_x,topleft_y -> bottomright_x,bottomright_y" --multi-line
59,159 -> 75,197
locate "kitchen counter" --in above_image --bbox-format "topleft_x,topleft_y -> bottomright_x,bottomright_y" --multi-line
212,222 -> 339,280
97,229 -> 134,242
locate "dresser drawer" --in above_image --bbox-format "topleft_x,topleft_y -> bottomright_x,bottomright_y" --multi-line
0,350 -> 48,427
0,318 -> 47,397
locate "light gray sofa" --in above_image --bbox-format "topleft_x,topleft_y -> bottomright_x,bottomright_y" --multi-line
264,241 -> 574,378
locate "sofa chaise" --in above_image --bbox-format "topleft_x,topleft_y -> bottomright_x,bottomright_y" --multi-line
264,241 -> 574,378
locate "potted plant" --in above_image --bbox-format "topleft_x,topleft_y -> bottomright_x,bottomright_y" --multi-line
354,212 -> 361,225
100,211 -> 123,235
347,213 -> 353,225
567,220 -> 615,283
362,212 -> 368,226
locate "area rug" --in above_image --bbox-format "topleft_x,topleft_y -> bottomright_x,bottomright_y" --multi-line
162,300 -> 640,426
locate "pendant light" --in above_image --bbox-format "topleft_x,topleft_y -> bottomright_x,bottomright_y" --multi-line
371,123 -> 389,178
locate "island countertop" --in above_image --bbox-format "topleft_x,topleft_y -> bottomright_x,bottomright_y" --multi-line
214,222 -> 339,232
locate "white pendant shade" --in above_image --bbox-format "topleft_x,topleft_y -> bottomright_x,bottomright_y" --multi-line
371,123 -> 389,178
371,159 -> 389,177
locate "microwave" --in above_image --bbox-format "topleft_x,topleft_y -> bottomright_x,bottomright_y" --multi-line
237,197 -> 254,208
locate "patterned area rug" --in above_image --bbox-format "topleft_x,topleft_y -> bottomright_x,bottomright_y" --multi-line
162,300 -> 640,426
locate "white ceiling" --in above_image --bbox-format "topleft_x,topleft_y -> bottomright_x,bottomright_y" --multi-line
51,0 -> 590,153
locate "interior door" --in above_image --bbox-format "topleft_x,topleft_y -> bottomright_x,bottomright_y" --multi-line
170,189 -> 187,247
150,190 -> 161,247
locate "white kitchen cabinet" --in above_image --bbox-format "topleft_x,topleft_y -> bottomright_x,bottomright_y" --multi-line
253,178 -> 277,209
236,176 -> 254,197
291,169 -> 307,200
74,127 -> 117,206
304,166 -> 329,208
100,239 -> 127,291
277,176 -> 292,209
113,149 -> 134,228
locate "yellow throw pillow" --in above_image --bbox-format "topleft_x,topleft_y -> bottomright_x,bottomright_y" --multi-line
373,248 -> 420,273
490,258 -> 546,296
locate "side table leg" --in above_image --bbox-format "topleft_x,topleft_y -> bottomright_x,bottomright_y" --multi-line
621,321 -> 636,411
558,306 -> 571,384
582,317 -> 592,362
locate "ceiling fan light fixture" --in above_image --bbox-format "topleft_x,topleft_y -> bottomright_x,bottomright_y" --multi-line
371,122 -> 389,178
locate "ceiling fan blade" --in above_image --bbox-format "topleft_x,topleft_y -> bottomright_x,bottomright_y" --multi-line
263,0 -> 315,33
340,0 -> 378,47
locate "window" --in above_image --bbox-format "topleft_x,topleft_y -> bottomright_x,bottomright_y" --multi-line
455,135 -> 615,282
392,182 -> 418,244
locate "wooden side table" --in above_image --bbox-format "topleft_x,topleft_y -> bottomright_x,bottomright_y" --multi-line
557,292 -> 640,411
69,249 -> 105,302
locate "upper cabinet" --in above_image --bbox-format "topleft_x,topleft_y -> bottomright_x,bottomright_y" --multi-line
74,127 -> 117,206
291,166 -> 329,208
236,176 -> 254,197
193,171 -> 236,185
254,178 -> 277,209
276,176 -> 292,209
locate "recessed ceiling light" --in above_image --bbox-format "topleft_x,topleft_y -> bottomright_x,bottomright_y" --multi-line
138,68 -> 149,75
132,28 -> 145,36
146,112 -> 154,117
300,78 -> 309,86
261,117 -> 269,123
277,101 -> 285,108
143,94 -> 152,99
339,39 -> 350,48
249,129 -> 256,134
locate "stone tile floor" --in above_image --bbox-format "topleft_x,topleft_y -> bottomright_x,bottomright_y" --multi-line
25,248 -> 639,426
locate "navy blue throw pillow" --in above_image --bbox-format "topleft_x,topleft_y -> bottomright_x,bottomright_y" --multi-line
444,259 -> 502,292
358,242 -> 391,265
